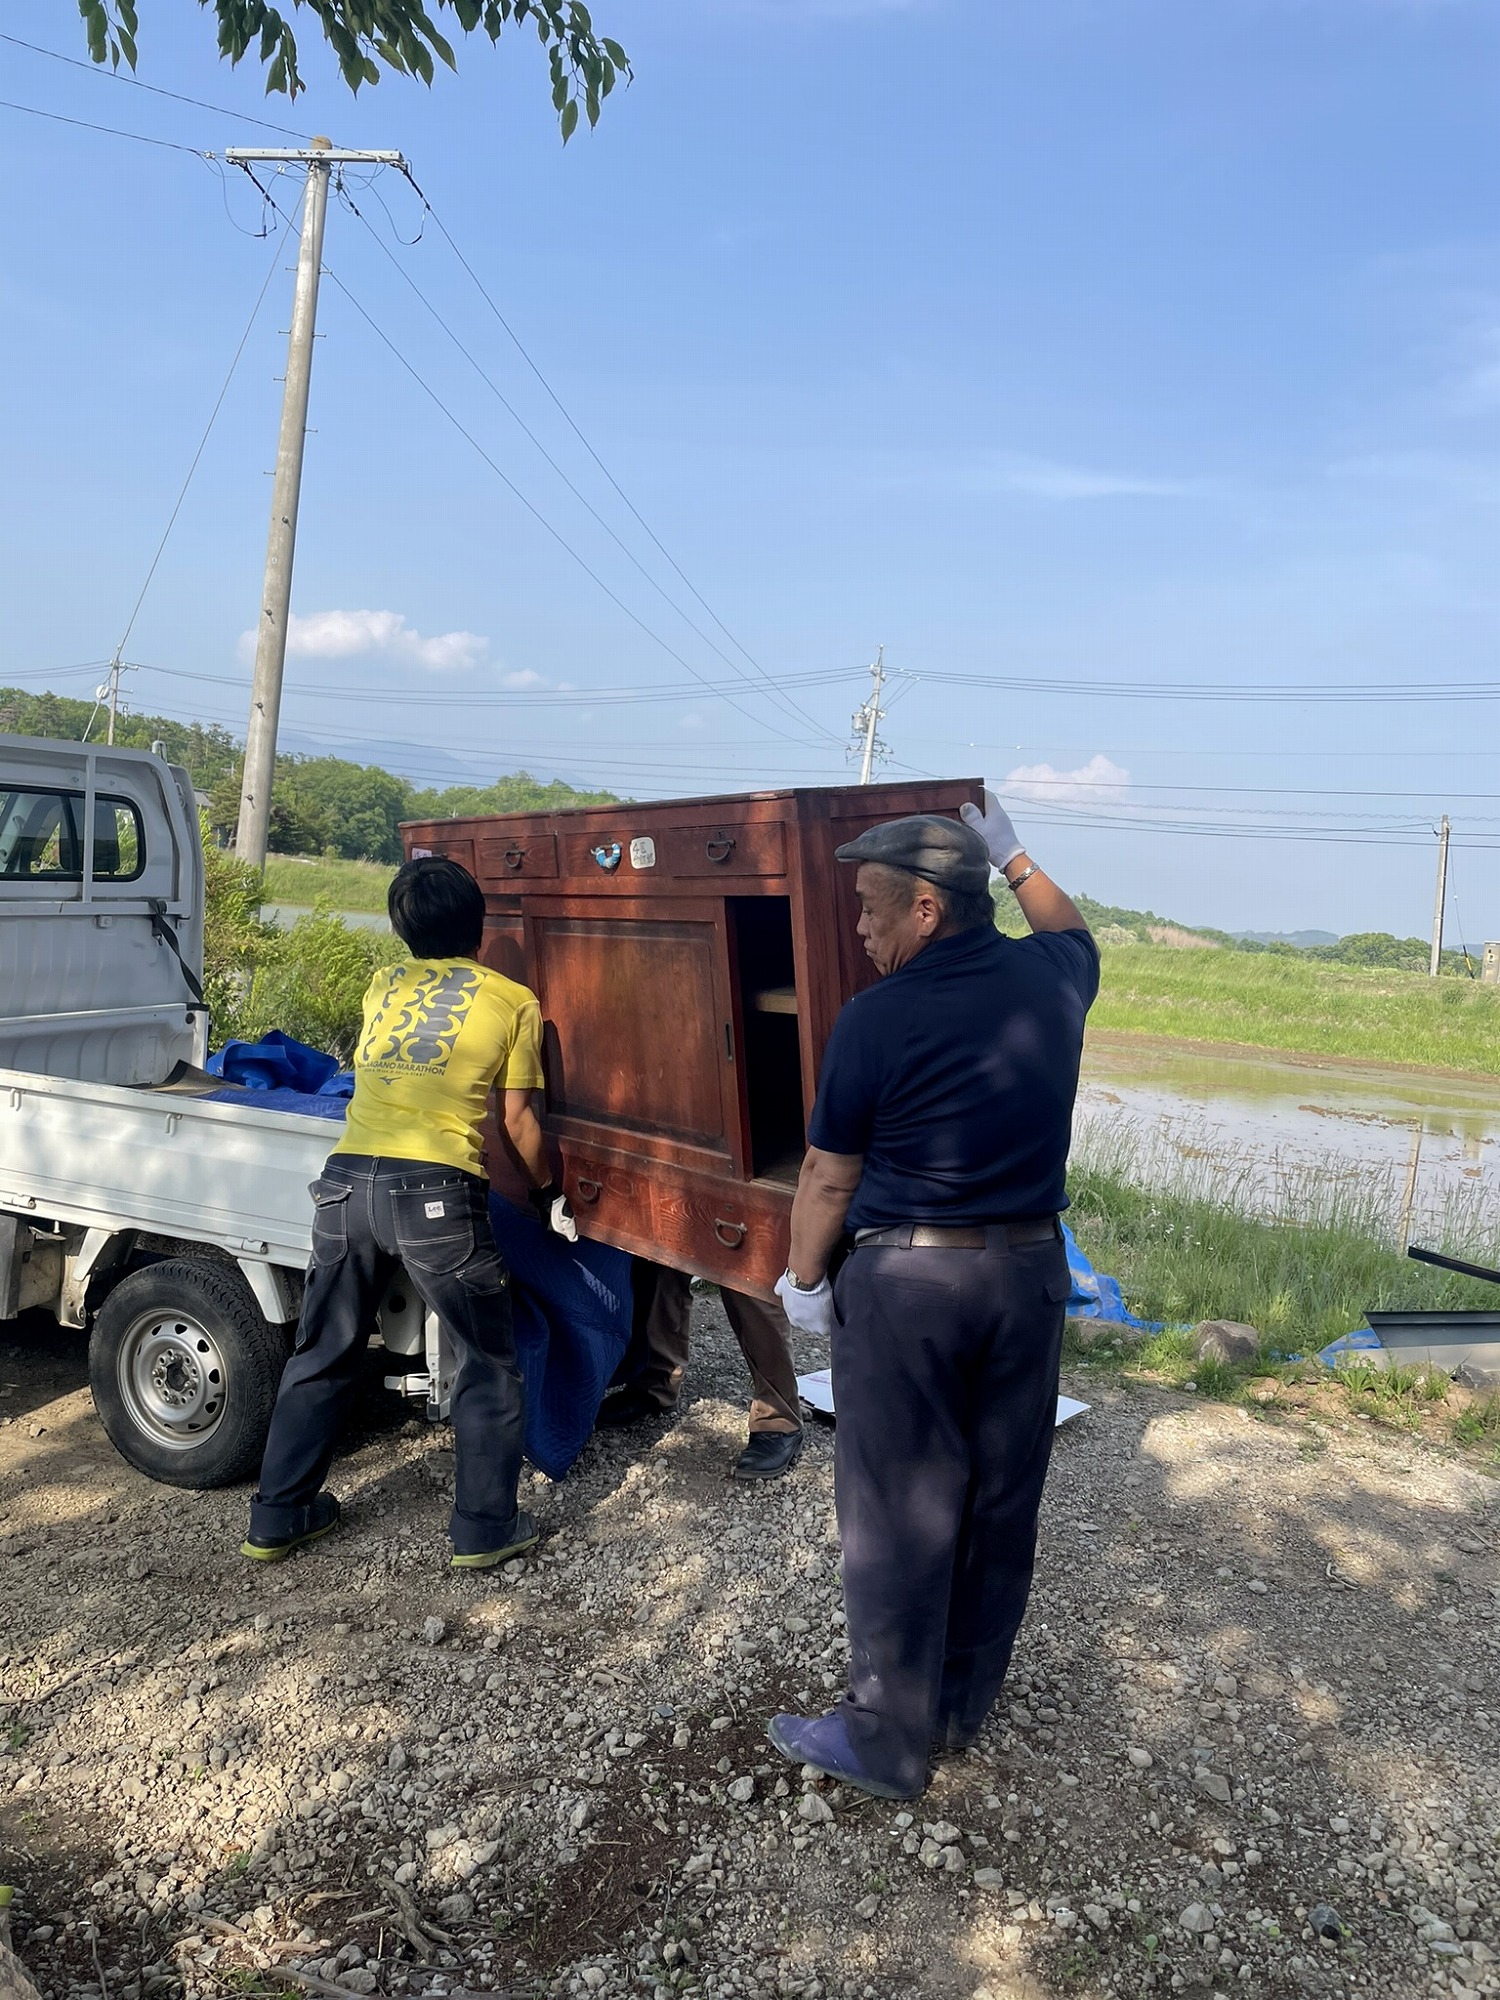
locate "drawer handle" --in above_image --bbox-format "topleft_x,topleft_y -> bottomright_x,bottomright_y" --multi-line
576,1176 -> 602,1204
705,832 -> 736,865
713,1217 -> 747,1249
503,845 -> 526,871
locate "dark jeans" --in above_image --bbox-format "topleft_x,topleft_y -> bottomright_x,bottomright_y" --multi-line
830,1229 -> 1071,1793
250,1154 -> 526,1556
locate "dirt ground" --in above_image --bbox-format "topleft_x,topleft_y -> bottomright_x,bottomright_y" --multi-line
1,1295 -> 1498,2000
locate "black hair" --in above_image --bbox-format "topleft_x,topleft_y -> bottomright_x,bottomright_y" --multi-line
935,881 -> 999,931
388,856 -> 485,959
875,863 -> 995,934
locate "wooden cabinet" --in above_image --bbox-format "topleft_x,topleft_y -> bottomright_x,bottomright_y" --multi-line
403,778 -> 981,1298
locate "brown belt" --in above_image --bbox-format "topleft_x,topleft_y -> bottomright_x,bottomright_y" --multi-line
853,1218 -> 1061,1251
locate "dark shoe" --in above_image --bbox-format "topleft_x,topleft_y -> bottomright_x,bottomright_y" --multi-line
241,1492 -> 340,1563
733,1429 -> 804,1481
932,1725 -> 978,1756
766,1710 -> 924,1801
450,1511 -> 541,1571
594,1384 -> 675,1431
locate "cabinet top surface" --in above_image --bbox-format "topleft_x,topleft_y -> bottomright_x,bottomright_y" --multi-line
403,775 -> 982,841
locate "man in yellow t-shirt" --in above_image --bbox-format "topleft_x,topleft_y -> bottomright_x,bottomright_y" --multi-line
243,857 -> 575,1569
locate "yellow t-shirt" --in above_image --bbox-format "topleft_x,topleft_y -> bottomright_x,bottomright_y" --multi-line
334,957 -> 545,1175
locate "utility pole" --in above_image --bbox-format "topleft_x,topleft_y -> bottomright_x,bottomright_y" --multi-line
851,647 -> 888,784
1429,814 -> 1451,979
88,655 -> 130,745
226,139 -> 404,867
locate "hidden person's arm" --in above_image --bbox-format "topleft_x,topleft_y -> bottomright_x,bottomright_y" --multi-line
788,1146 -> 865,1286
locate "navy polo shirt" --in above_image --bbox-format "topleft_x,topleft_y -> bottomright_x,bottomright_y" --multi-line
807,923 -> 1099,1230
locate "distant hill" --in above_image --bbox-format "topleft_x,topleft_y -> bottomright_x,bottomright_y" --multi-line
1231,928 -> 1339,949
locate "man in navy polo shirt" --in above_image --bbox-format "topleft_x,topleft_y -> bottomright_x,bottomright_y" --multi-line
769,792 -> 1098,1800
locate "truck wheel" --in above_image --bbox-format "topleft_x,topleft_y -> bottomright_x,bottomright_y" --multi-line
88,1261 -> 292,1489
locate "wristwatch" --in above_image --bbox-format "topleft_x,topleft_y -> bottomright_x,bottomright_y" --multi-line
783,1267 -> 823,1292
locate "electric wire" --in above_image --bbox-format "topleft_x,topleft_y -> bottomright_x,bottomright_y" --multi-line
0,96 -> 211,154
0,31 -> 315,139
244,173 -> 828,750
106,215 -> 290,673
909,668 -> 1500,704
340,183 -> 845,746
397,165 -> 842,746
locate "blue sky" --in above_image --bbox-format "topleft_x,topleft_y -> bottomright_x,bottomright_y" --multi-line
2,0 -> 1498,936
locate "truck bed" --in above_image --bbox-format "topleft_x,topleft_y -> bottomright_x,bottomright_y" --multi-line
0,1064 -> 338,1266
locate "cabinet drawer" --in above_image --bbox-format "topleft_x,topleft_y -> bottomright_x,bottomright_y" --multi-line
477,832 -> 558,881
563,1152 -> 652,1236
648,1173 -> 789,1297
656,821 -> 787,878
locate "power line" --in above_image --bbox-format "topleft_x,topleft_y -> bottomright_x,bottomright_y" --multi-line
246,175 -> 826,751
340,186 -> 844,746
0,96 -> 210,155
910,668 -> 1500,705
114,658 -> 860,709
397,166 -> 842,746
0,30 -> 314,139
108,218 -> 289,667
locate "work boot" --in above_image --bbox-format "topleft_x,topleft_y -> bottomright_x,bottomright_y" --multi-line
766,1710 -> 924,1801
732,1429 -> 803,1480
450,1511 -> 541,1571
594,1384 -> 675,1430
241,1492 -> 340,1563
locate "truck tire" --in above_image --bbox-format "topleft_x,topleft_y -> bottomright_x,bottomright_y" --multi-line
88,1260 -> 292,1489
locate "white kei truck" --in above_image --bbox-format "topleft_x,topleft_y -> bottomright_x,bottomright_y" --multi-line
0,734 -> 437,1487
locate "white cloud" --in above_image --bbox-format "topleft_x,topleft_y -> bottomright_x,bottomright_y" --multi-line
679,712 -> 707,730
237,608 -> 488,672
502,668 -> 545,689
1003,753 -> 1130,806
984,454 -> 1197,502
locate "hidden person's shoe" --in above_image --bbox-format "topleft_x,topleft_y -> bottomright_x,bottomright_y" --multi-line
241,1492 -> 341,1563
766,1709 -> 924,1801
450,1511 -> 541,1571
593,1384 -> 676,1431
732,1429 -> 804,1481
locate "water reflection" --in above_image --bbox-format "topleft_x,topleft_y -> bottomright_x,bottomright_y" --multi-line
1076,1031 -> 1500,1250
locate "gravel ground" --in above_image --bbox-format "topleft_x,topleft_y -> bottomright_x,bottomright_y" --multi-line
2,1293 -> 1498,2000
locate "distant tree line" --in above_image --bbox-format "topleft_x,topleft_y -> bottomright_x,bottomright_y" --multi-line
1,686 -> 619,865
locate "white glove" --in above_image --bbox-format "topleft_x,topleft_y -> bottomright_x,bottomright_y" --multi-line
529,1183 -> 579,1243
775,1270 -> 833,1338
960,789 -> 1024,872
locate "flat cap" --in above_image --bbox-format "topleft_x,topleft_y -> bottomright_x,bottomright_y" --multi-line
834,813 -> 991,896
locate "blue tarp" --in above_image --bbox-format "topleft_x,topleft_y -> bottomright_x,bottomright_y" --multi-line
1063,1221 -> 1162,1330
488,1195 -> 632,1479
206,1031 -> 355,1098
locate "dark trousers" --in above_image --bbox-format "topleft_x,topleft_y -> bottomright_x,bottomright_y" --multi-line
831,1230 -> 1070,1794
250,1154 -> 526,1557
628,1262 -> 802,1434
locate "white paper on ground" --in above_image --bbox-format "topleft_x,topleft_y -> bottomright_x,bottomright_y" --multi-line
797,1369 -> 1088,1428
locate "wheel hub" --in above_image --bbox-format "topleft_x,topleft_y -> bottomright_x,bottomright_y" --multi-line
118,1312 -> 228,1450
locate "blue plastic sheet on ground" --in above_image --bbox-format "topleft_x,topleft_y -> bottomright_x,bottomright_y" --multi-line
1063,1221 -> 1162,1330
488,1195 -> 632,1480
206,1031 -> 355,1098
1316,1327 -> 1384,1367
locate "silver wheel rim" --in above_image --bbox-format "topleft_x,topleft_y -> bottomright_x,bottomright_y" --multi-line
116,1309 -> 229,1451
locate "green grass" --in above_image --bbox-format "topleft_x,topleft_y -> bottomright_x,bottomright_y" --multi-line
1069,1130 -> 1500,1363
1088,943 -> 1500,1076
1066,1150 -> 1500,1460
262,854 -> 395,913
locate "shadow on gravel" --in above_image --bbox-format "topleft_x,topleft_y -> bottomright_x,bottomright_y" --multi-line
3,1319 -> 1497,2000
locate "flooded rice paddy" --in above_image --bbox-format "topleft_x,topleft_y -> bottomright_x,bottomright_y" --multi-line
1077,1030 -> 1500,1252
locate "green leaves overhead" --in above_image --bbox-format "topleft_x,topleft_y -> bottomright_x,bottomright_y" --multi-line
77,0 -> 630,133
